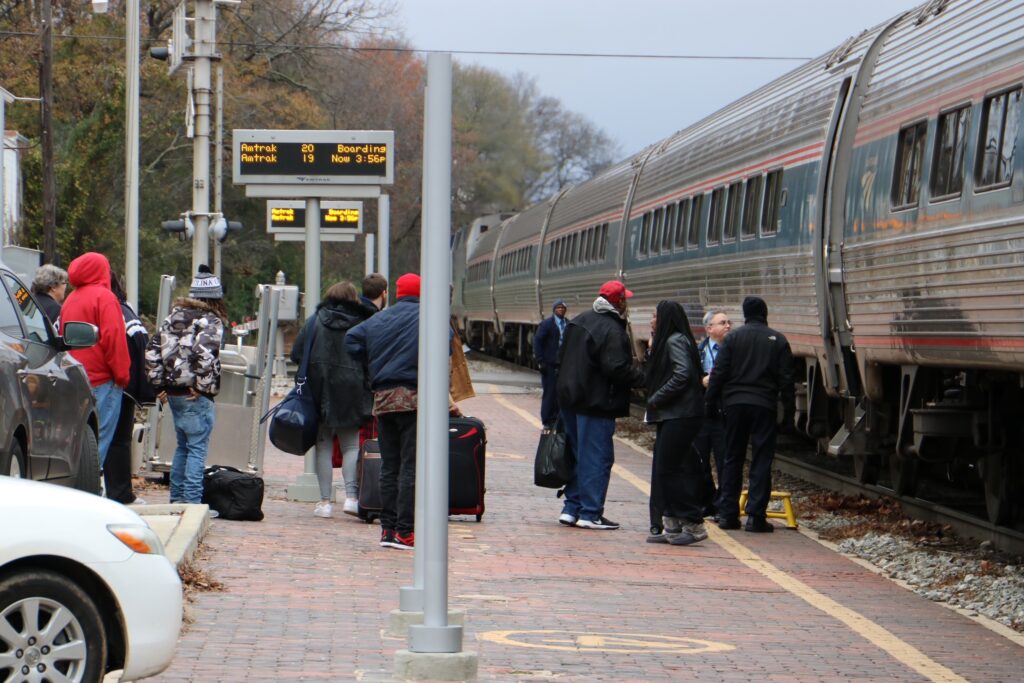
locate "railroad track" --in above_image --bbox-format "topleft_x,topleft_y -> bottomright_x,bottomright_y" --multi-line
773,453 -> 1024,557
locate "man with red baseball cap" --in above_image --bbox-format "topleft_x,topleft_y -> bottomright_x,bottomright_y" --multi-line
555,280 -> 643,530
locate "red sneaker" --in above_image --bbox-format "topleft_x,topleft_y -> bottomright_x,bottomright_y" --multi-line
387,531 -> 414,550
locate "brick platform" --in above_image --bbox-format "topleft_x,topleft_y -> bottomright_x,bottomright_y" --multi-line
150,386 -> 1024,682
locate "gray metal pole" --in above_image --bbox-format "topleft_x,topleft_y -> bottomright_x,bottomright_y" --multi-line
407,52 -> 461,654
212,63 -> 224,280
377,194 -> 390,302
191,0 -> 215,271
125,0 -> 140,309
0,88 -> 10,252
286,197 -> 322,501
364,233 -> 375,275
399,281 -> 428,613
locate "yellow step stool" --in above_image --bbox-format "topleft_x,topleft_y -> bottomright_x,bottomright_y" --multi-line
738,490 -> 798,529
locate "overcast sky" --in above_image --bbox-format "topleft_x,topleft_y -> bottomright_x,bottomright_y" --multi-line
393,0 -> 915,157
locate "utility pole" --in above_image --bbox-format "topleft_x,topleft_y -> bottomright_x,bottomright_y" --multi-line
40,0 -> 57,264
125,0 -> 140,309
190,0 -> 217,271
212,62 -> 224,279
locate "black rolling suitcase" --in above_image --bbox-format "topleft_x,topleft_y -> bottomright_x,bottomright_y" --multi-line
356,439 -> 383,522
448,416 -> 486,521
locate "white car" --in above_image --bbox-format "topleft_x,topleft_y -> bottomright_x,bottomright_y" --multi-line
0,477 -> 182,681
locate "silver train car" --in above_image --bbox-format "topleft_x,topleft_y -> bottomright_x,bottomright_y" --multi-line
452,0 -> 1024,527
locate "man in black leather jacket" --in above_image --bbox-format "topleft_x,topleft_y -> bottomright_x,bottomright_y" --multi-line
555,281 -> 644,530
705,296 -> 795,533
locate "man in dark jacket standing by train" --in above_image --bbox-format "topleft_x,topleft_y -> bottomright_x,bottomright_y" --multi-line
533,298 -> 568,426
556,281 -> 644,530
705,296 -> 795,532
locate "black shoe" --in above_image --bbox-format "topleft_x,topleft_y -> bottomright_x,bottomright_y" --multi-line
717,517 -> 741,530
744,517 -> 775,533
669,531 -> 699,546
646,527 -> 668,544
576,516 -> 620,530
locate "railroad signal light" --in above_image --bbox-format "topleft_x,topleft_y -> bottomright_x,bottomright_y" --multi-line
211,216 -> 243,243
160,216 -> 194,240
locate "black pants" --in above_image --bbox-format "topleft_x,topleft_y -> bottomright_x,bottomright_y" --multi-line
104,397 -> 136,504
539,365 -> 560,425
648,416 -> 704,529
719,404 -> 777,521
377,410 -> 417,534
693,414 -> 726,513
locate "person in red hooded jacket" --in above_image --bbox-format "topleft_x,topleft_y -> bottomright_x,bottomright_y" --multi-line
59,252 -> 130,469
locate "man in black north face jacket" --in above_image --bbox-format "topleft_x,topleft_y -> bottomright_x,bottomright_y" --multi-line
555,280 -> 644,531
705,296 -> 795,533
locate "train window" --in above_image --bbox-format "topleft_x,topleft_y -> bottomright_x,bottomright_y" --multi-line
651,207 -> 664,255
674,199 -> 690,248
571,233 -> 579,265
587,226 -> 597,261
761,169 -> 783,235
708,187 -> 725,245
639,213 -> 651,256
891,120 -> 928,209
742,175 -> 763,239
599,223 -> 609,259
687,194 -> 704,248
554,238 -> 563,269
662,204 -> 676,251
931,105 -> 970,199
976,87 -> 1021,190
577,231 -> 587,263
723,182 -> 742,242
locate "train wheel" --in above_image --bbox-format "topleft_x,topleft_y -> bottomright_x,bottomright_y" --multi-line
982,452 -> 1015,526
888,453 -> 918,495
853,452 -> 880,485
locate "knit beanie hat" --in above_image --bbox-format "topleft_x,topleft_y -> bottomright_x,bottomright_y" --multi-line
742,296 -> 768,321
189,264 -> 223,300
395,273 -> 421,299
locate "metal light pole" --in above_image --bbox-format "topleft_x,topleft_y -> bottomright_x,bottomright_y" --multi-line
377,194 -> 390,302
407,51 -> 461,654
92,0 -> 139,308
190,0 -> 216,271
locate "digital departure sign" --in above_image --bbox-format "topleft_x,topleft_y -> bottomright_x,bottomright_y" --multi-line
233,130 -> 394,185
266,201 -> 363,233
268,205 -> 361,230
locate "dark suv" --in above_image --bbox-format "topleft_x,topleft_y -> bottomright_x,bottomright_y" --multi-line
0,262 -> 100,493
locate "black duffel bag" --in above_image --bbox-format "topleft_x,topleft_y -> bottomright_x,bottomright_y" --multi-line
534,421 -> 574,489
260,322 -> 319,455
201,465 -> 265,521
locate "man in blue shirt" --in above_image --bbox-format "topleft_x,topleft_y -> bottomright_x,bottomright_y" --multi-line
533,299 -> 568,426
695,310 -> 731,517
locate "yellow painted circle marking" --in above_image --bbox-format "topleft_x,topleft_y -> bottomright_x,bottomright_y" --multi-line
479,629 -> 734,654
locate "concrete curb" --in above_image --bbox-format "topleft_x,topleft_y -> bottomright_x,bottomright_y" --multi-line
136,503 -> 212,568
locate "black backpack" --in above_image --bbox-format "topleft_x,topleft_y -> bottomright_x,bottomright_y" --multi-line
201,465 -> 265,521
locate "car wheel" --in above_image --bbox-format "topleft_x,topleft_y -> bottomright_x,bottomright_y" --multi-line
0,440 -> 26,479
0,569 -> 107,683
73,429 -> 101,495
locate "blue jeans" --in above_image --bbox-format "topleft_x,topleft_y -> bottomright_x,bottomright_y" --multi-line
559,409 -> 616,522
167,395 -> 216,503
92,381 -> 124,467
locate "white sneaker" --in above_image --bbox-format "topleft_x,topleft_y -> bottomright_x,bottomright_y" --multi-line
343,498 -> 359,516
558,512 -> 577,526
314,501 -> 333,518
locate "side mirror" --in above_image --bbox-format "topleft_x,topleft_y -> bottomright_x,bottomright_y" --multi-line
60,321 -> 98,349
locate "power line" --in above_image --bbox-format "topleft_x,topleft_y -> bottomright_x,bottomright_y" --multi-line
0,30 -> 812,61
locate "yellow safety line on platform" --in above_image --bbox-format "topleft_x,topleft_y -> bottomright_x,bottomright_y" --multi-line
492,391 -> 968,683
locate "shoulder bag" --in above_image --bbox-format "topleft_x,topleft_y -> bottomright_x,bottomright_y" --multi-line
260,320 -> 319,455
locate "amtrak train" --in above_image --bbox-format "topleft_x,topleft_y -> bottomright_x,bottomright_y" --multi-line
451,0 -> 1024,527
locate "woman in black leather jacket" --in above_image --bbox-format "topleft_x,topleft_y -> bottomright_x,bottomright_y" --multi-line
645,300 -> 706,546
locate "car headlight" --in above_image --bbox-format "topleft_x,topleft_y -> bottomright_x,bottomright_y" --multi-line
107,524 -> 166,556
